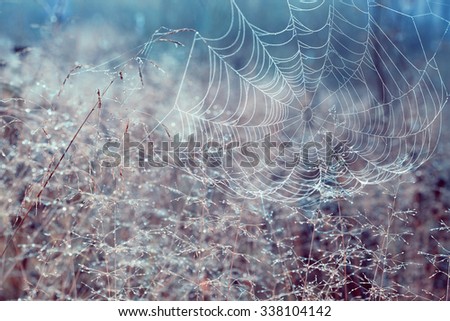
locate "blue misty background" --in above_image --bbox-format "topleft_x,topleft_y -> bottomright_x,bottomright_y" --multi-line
1,1 -> 450,46
1,0 -> 450,146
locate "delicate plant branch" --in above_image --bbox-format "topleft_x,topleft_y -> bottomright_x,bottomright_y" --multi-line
1,77 -> 115,257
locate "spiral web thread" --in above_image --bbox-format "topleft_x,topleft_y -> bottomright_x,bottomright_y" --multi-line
129,0 -> 447,207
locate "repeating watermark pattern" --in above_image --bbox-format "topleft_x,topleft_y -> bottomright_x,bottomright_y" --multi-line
101,132 -> 345,169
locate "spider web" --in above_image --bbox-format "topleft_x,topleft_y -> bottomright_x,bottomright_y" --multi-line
120,0 -> 447,208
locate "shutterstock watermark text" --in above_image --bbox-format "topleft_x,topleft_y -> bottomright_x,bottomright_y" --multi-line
101,132 -> 344,169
